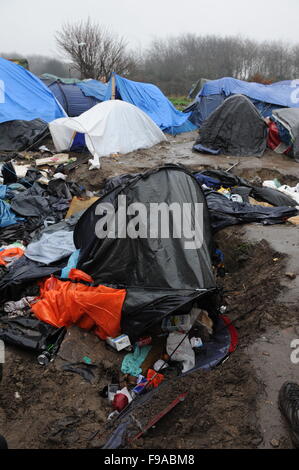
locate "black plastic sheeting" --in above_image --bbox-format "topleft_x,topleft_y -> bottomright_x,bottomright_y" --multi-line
195,170 -> 298,208
0,119 -> 49,151
74,165 -> 218,341
0,256 -> 67,303
0,317 -> 66,353
205,190 -> 297,232
251,186 -> 298,207
198,169 -> 250,188
193,95 -> 267,157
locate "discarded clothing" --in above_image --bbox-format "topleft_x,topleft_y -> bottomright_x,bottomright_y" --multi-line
205,190 -> 298,231
0,247 -> 24,266
25,230 -> 75,265
121,345 -> 152,377
61,362 -> 97,383
0,316 -> 66,353
0,200 -> 23,228
60,249 -> 80,278
146,368 -> 164,388
0,255 -> 67,303
166,332 -> 195,373
251,186 -> 298,207
1,162 -> 17,185
4,296 -> 36,318
31,269 -> 126,340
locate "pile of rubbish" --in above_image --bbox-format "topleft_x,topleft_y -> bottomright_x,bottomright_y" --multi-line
0,156 -> 298,431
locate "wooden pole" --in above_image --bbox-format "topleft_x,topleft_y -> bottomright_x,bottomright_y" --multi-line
111,74 -> 116,100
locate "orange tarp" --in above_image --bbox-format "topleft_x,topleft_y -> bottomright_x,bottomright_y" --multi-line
31,269 -> 126,340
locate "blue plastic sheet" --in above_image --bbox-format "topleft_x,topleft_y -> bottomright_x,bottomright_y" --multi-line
196,77 -> 299,108
0,58 -> 66,124
77,80 -> 108,101
104,74 -> 197,135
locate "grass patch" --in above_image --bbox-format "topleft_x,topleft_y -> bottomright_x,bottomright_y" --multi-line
168,96 -> 192,111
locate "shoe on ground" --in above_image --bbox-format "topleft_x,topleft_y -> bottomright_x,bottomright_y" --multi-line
278,382 -> 299,448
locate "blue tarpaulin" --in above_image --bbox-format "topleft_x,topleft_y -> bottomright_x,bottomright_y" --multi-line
104,74 -> 197,135
196,77 -> 299,108
0,58 -> 66,124
77,80 -> 108,101
188,77 -> 299,127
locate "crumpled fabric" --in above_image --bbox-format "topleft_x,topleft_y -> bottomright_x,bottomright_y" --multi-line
25,230 -> 75,265
31,269 -> 127,340
61,249 -> 80,278
0,247 -> 24,266
166,332 -> 195,373
121,344 -> 152,377
0,200 -> 23,228
4,296 -> 36,318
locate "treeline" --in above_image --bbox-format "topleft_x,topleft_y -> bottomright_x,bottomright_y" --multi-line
2,34 -> 299,96
136,35 -> 299,95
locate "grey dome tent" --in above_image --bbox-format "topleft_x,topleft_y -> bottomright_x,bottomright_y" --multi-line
193,94 -> 267,157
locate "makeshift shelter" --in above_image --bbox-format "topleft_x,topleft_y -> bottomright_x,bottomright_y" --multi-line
73,165 -> 217,341
0,57 -> 65,124
40,77 -> 105,117
193,95 -> 267,157
104,74 -> 197,135
268,108 -> 299,162
49,100 -> 167,166
187,77 -> 299,128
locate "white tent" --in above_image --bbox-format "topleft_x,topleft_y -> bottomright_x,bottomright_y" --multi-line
49,100 -> 167,168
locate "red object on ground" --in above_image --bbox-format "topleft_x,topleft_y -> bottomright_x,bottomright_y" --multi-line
146,369 -> 165,388
220,315 -> 238,353
267,121 -> 292,155
31,269 -> 126,340
136,336 -> 152,347
112,393 -> 129,412
131,392 -> 188,441
0,247 -> 24,266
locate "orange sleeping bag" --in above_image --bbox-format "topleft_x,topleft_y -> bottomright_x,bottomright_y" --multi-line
31,269 -> 126,340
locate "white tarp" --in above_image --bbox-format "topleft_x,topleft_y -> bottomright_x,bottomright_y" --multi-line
49,100 -> 167,168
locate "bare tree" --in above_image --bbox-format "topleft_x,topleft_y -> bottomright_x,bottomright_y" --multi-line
56,18 -> 132,81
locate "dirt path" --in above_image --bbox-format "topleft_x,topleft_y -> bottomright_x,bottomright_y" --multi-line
0,131 -> 298,449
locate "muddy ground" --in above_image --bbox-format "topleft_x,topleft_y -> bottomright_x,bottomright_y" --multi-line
0,131 -> 298,449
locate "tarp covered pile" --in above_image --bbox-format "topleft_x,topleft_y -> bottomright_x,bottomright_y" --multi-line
187,76 -> 299,128
193,95 -> 268,157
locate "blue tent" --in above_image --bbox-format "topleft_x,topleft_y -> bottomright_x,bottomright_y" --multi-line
188,77 -> 299,128
0,58 -> 65,124
44,81 -> 100,117
104,74 -> 197,135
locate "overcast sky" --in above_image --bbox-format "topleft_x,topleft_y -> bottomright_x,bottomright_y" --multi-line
2,0 -> 299,57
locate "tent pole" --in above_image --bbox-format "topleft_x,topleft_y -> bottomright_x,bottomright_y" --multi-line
112,74 -> 116,100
